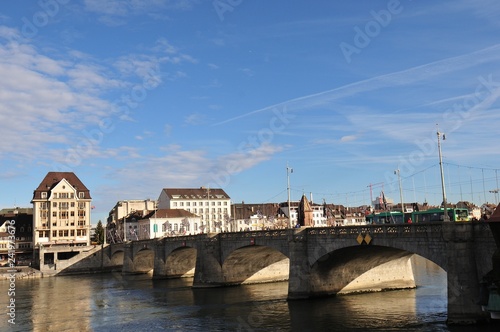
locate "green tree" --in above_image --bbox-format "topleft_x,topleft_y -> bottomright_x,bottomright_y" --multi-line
95,220 -> 105,245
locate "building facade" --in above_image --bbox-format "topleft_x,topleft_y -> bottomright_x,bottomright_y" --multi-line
158,187 -> 231,233
31,172 -> 92,247
137,209 -> 202,240
0,207 -> 34,264
107,199 -> 157,224
279,200 -> 327,227
106,199 -> 157,243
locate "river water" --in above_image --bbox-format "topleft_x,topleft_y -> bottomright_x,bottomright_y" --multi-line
1,256 -> 498,331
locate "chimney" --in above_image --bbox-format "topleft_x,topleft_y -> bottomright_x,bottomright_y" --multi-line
310,192 -> 313,204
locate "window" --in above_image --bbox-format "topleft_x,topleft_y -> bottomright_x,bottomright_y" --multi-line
52,230 -> 57,237
41,192 -> 47,199
180,202 -> 184,206
60,193 -> 68,199
193,202 -> 197,206
52,211 -> 57,217
53,202 -> 57,208
218,202 -> 221,206
71,202 -> 75,207
186,202 -> 190,206
79,192 -> 85,198
70,230 -> 75,236
173,202 -> 177,207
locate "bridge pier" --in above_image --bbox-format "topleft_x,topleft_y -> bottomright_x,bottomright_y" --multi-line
444,223 -> 489,324
287,232 -> 311,299
192,235 -> 224,287
121,242 -> 135,274
153,240 -> 167,279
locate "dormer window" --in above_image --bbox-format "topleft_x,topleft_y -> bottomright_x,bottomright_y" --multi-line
79,192 -> 85,198
41,192 -> 47,199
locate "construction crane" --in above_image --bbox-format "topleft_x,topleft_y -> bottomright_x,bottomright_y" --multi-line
367,182 -> 384,209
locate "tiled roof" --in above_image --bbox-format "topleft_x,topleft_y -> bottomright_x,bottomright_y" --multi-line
144,209 -> 199,219
31,172 -> 91,200
162,187 -> 230,200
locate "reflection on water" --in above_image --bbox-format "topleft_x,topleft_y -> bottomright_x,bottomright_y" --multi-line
1,255 -> 498,331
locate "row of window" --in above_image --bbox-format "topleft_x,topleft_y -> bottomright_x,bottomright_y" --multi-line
186,208 -> 229,214
0,244 -> 33,250
40,220 -> 87,228
39,202 -> 86,209
172,201 -> 228,207
41,192 -> 86,199
38,229 -> 87,238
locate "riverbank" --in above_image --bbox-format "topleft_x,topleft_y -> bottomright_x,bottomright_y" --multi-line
0,266 -> 42,279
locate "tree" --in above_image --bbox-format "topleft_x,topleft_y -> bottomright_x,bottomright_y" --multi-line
95,220 -> 105,245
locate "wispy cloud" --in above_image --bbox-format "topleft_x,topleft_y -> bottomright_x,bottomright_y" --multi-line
83,0 -> 200,25
213,43 -> 500,126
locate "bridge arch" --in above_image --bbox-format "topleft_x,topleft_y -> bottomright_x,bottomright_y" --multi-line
221,245 -> 289,285
110,250 -> 124,267
163,246 -> 197,278
132,247 -> 155,273
309,245 -> 417,295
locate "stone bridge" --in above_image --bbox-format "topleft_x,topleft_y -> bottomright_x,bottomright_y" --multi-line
108,222 -> 498,324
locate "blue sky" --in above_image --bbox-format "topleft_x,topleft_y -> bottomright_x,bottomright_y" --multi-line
1,0 -> 500,224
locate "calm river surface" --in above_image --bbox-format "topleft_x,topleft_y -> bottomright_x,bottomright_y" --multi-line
1,256 -> 498,331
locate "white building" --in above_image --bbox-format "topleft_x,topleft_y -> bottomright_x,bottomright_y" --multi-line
107,199 -> 157,224
137,209 -> 201,239
31,172 -> 92,247
107,199 -> 157,243
158,187 -> 231,233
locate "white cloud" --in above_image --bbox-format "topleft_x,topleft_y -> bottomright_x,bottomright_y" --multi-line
340,135 -> 357,142
83,0 -> 200,25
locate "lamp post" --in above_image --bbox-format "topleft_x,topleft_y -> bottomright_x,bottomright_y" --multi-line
437,126 -> 450,221
287,163 -> 293,228
394,168 -> 404,218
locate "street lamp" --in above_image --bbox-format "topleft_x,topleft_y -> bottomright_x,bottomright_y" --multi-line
437,126 -> 450,222
489,189 -> 499,205
287,162 -> 293,228
394,168 -> 404,217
